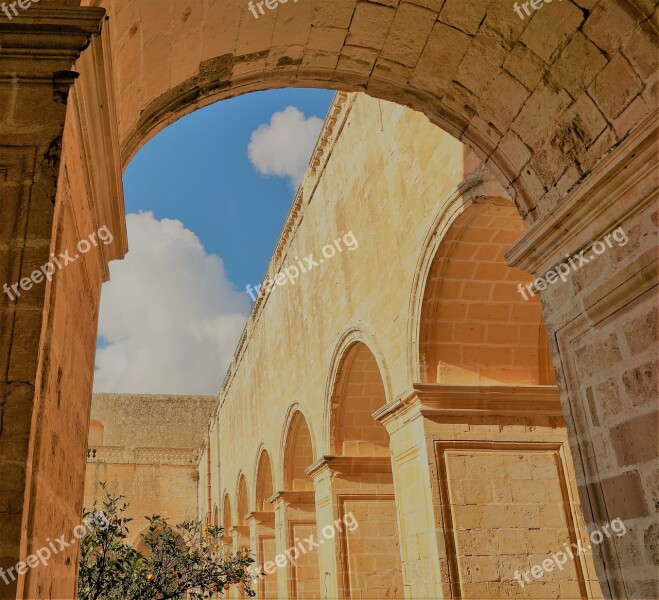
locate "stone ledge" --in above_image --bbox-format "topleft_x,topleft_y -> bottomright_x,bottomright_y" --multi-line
86,445 -> 200,465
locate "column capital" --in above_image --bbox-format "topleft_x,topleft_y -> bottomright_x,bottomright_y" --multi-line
267,490 -> 315,507
0,7 -> 106,81
305,455 -> 392,478
229,524 -> 250,537
245,511 -> 275,527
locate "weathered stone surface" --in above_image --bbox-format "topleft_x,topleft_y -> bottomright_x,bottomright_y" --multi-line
84,394 -> 215,545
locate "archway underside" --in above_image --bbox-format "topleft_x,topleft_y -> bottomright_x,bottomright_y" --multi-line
92,0 -> 656,225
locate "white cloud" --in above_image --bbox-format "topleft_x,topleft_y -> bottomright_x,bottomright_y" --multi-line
94,212 -> 250,395
248,106 -> 323,187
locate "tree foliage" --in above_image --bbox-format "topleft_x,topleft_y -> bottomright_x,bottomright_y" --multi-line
78,484 -> 255,600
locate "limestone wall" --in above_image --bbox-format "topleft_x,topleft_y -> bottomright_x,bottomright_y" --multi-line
210,92 -> 467,501
84,393 -> 215,545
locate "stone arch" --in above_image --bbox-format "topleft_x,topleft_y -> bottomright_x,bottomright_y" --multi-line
100,0 -> 656,226
281,408 -> 315,492
254,447 -> 275,512
418,197 -> 556,385
236,473 -> 250,526
323,328 -> 392,455
327,339 -> 391,457
222,492 -> 233,545
88,420 -> 104,447
407,173 -> 513,382
321,338 -> 404,599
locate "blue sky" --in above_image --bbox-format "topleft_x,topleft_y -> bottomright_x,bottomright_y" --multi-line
95,88 -> 335,394
122,88 -> 334,292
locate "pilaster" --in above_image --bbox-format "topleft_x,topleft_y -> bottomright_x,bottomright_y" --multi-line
0,7 -> 117,600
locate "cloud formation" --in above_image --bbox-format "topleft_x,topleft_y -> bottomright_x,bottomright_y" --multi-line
248,106 -> 323,187
94,212 -> 250,395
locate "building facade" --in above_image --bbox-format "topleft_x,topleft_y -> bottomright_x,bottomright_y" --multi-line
84,394 -> 215,547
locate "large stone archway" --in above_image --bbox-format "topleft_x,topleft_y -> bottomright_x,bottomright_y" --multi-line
0,1 -> 656,599
91,0 -> 657,224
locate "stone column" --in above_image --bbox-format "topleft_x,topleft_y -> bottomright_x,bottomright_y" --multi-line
375,384 -> 603,600
268,491 -> 319,599
306,456 -> 404,600
306,463 -> 340,600
246,511 -> 276,599
373,397 -> 444,600
507,112 -> 658,599
0,8 -> 127,600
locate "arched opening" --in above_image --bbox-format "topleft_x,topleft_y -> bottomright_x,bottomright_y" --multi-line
255,450 -> 274,513
330,342 -> 389,456
235,475 -> 251,550
325,340 -> 404,599
283,412 -> 314,492
222,493 -> 233,547
254,450 -> 276,600
419,198 -> 556,386
281,411 -> 319,599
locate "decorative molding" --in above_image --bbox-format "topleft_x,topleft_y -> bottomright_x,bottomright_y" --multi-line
373,384 -> 563,425
0,7 -> 105,80
86,446 -> 199,465
583,246 -> 658,325
68,29 -> 128,278
309,91 -> 350,174
506,109 -> 658,275
433,441 -> 588,600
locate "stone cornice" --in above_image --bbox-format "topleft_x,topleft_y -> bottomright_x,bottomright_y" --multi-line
309,91 -> 351,175
373,384 -> 562,425
506,109 -> 658,275
305,455 -> 392,478
0,7 -> 105,80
